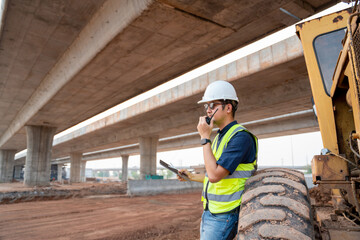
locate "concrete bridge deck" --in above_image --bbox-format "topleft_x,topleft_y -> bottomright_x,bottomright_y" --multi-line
0,0 -> 334,151
0,0 -> 338,186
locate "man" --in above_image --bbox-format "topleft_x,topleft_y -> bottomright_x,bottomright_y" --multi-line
178,80 -> 258,240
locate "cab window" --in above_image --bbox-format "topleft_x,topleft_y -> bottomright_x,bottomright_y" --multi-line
313,28 -> 346,95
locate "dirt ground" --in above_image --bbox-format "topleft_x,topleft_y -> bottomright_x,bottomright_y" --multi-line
0,182 -> 128,203
0,190 -> 203,240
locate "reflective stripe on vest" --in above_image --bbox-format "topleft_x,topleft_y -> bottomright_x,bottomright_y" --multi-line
202,124 -> 258,214
205,169 -> 255,179
202,189 -> 244,202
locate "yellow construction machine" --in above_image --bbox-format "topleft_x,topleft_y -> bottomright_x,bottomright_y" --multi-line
237,6 -> 360,240
296,6 -> 360,239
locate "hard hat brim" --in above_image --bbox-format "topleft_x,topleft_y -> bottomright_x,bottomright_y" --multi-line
197,99 -> 209,104
197,97 -> 239,104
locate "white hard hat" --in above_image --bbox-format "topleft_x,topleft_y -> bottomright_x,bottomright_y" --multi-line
198,80 -> 239,104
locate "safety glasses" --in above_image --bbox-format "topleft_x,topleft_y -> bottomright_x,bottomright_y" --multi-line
204,102 -> 223,110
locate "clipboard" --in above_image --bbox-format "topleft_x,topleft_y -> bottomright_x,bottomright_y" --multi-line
159,160 -> 190,181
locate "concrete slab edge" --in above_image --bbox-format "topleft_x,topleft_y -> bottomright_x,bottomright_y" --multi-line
127,179 -> 203,196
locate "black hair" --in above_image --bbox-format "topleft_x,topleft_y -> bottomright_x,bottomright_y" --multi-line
221,100 -> 238,117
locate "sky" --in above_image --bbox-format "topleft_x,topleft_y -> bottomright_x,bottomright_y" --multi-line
6,1 -> 351,169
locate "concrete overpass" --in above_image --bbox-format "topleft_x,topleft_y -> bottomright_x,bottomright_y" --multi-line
0,0 -> 335,186
51,34 -> 318,181
14,35 -> 319,183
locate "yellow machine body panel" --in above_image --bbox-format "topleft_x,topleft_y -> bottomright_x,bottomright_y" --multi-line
296,9 -> 351,154
311,155 -> 349,182
342,13 -> 360,140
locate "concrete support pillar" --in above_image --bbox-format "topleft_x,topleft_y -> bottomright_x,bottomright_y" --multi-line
80,161 -> 86,182
57,164 -> 64,183
24,126 -> 56,187
139,136 -> 158,180
0,150 -> 16,183
70,153 -> 82,183
121,155 -> 129,182
13,165 -> 23,179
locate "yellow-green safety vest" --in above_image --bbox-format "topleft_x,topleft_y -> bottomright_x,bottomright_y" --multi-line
202,124 -> 258,214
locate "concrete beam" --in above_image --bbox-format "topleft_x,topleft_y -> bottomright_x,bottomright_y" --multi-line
70,153 -> 82,183
82,145 -> 139,162
24,126 -> 56,187
13,165 -> 22,179
248,111 -> 319,139
57,164 -> 63,183
0,0 -> 152,149
0,0 -> 8,40
139,136 -> 158,180
121,155 -> 129,182
0,149 -> 16,182
80,161 -> 87,182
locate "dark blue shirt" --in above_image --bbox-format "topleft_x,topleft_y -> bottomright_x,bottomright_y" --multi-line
215,121 -> 256,174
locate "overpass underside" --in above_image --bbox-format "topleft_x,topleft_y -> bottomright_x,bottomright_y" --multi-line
0,0 -> 333,186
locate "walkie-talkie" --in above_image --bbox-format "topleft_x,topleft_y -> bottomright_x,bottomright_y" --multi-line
205,108 -> 218,125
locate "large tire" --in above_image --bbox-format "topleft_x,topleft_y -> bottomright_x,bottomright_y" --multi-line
237,168 -> 314,240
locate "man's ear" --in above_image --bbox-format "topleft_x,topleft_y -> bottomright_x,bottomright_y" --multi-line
227,104 -> 232,113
